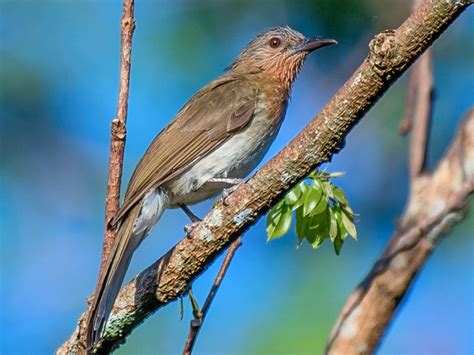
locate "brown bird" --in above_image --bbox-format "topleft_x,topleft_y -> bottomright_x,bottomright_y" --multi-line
86,26 -> 336,348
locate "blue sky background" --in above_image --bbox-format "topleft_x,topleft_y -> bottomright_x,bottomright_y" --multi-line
1,1 -> 473,354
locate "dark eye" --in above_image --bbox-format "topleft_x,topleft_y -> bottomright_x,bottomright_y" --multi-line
269,37 -> 281,48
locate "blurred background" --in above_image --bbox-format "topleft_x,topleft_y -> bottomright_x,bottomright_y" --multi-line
1,0 -> 473,354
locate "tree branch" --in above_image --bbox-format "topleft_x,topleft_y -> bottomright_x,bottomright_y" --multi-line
400,0 -> 434,178
407,47 -> 432,178
326,108 -> 474,354
183,237 -> 243,355
59,0 -> 471,353
399,0 -> 434,160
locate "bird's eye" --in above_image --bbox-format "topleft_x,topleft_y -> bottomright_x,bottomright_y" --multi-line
269,37 -> 281,48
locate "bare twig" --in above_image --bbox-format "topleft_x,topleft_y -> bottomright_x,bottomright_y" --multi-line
408,49 -> 433,178
399,63 -> 417,135
57,2 -> 135,354
401,0 -> 434,179
100,0 -> 135,281
183,237 -> 243,355
326,109 -> 474,354
58,1 -> 471,352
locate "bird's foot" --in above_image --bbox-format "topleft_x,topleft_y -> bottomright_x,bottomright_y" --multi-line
180,205 -> 202,237
208,178 -> 245,206
184,221 -> 200,236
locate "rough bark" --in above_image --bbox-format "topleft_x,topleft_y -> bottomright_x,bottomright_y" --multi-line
58,0 -> 471,353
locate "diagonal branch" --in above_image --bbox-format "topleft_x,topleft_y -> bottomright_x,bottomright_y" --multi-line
326,108 -> 474,354
58,0 -> 471,353
182,237 -> 243,355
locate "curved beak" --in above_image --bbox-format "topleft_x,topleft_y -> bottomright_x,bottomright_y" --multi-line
292,37 -> 337,54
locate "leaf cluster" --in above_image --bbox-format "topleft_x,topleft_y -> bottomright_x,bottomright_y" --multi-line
266,171 -> 357,254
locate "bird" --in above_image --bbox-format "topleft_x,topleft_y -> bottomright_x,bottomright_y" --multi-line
86,26 -> 336,349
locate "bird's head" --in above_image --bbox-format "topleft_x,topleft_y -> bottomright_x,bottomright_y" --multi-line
229,26 -> 336,89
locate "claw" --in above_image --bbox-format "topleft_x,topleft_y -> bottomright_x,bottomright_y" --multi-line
207,178 -> 245,206
221,184 -> 241,206
184,221 -> 200,236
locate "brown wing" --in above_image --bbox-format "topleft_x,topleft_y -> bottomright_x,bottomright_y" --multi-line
112,74 -> 258,225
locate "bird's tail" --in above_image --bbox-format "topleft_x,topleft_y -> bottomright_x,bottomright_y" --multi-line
85,187 -> 169,349
85,203 -> 142,349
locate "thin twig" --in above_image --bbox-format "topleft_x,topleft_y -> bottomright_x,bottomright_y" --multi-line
402,0 -> 434,178
183,237 -> 243,355
408,49 -> 433,178
399,64 -> 417,135
57,1 -> 135,354
99,0 -> 135,286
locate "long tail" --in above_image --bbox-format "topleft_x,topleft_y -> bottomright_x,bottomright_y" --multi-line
85,203 -> 142,349
86,187 -> 169,349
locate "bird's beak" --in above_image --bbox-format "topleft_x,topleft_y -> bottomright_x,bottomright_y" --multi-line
292,37 -> 337,54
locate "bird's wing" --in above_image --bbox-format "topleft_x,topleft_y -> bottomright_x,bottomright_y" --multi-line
112,75 -> 258,225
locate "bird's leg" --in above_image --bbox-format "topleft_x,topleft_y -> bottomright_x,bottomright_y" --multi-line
207,177 -> 245,205
180,204 -> 201,235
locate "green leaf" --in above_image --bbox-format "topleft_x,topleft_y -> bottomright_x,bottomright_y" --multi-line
285,188 -> 300,206
267,200 -> 283,222
303,182 -> 323,216
188,290 -> 200,318
342,203 -> 354,215
323,181 -> 335,199
310,194 -> 328,216
311,234 -> 325,249
342,209 -> 357,240
309,209 -> 330,248
333,187 -> 349,206
334,204 -> 348,240
305,215 -> 319,245
267,204 -> 292,240
291,181 -> 308,210
333,234 -> 344,255
329,208 -> 338,241
295,206 -> 308,241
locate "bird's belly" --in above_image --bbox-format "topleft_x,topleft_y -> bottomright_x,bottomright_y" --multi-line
166,109 -> 284,207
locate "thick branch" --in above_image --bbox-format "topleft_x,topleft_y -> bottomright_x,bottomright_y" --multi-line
326,109 -> 474,354
59,0 -> 471,353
